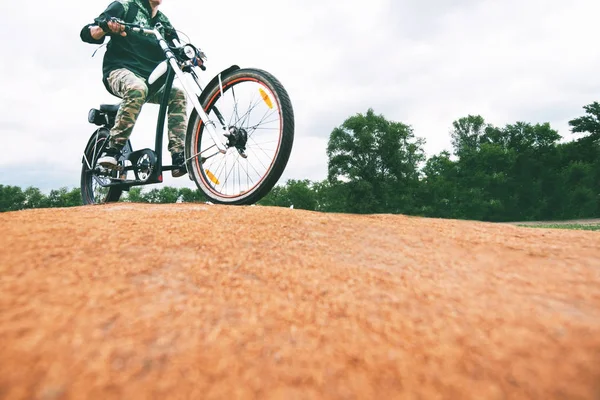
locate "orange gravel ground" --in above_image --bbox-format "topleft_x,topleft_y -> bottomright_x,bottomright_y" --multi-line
1,203 -> 599,399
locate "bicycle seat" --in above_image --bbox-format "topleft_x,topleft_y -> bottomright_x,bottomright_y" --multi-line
100,104 -> 120,114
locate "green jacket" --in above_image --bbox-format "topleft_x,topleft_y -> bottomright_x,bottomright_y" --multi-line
80,0 -> 179,94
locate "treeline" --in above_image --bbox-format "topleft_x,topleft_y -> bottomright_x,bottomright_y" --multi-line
259,102 -> 600,222
2,102 -> 599,221
0,186 -> 208,212
0,186 -> 82,212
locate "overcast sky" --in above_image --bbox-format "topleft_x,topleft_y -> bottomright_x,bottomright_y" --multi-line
1,0 -> 599,193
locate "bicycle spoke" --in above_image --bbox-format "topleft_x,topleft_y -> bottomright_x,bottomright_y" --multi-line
230,91 -> 265,130
221,153 -> 240,192
230,86 -> 239,128
244,107 -> 275,132
246,146 -> 270,172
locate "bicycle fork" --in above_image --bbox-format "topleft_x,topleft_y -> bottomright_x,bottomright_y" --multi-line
159,40 -> 228,155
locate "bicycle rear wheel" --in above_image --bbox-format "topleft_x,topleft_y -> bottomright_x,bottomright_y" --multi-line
185,68 -> 294,205
80,128 -> 123,205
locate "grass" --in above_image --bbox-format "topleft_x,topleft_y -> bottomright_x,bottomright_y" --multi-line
518,223 -> 600,231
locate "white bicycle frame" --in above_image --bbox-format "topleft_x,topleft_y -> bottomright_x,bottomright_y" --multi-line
132,23 -> 228,154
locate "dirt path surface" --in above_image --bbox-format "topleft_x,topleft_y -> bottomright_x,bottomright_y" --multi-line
1,204 -> 600,400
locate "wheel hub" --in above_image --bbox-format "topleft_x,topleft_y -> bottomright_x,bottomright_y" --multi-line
224,127 -> 248,158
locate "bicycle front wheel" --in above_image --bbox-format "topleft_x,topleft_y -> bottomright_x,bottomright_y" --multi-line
185,68 -> 294,205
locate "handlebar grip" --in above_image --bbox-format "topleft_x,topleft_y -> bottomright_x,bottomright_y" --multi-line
109,17 -> 125,24
98,17 -> 130,36
96,18 -> 111,33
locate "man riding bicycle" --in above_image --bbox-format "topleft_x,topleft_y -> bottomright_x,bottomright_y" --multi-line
80,0 -> 197,178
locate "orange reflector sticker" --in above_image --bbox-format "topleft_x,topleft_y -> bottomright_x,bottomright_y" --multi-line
259,88 -> 273,109
206,170 -> 220,185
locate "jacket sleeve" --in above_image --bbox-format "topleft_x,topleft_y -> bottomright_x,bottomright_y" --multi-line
80,1 -> 126,44
166,27 -> 180,44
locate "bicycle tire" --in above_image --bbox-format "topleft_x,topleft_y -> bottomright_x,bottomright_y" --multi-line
80,128 -> 123,205
184,68 -> 295,205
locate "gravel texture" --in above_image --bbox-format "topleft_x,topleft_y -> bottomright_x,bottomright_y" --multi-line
1,203 -> 599,399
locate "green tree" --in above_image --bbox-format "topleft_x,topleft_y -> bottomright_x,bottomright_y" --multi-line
125,187 -> 147,203
450,115 -> 487,157
555,161 -> 598,218
0,185 -> 26,212
22,186 -> 48,209
65,188 -> 83,207
258,184 -> 288,207
178,188 -> 205,203
326,108 -> 425,214
442,115 -> 568,221
568,102 -> 600,141
46,187 -> 81,208
419,151 -> 458,218
144,187 -> 180,203
258,179 -> 317,210
310,180 -> 348,213
284,179 -> 317,210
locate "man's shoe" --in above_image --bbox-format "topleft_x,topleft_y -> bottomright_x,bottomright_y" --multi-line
171,152 -> 187,178
98,146 -> 121,169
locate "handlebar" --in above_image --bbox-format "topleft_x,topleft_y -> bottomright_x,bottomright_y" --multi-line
108,17 -> 160,35
102,17 -> 206,71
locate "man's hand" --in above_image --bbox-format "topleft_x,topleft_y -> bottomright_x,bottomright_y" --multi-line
91,18 -> 127,40
106,19 -> 127,36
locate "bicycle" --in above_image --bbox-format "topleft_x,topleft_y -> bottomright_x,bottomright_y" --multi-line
81,18 -> 295,205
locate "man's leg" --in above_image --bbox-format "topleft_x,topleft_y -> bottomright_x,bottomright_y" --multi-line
98,68 -> 148,168
147,84 -> 188,177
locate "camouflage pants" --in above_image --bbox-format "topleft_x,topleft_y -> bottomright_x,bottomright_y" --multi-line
106,68 -> 187,154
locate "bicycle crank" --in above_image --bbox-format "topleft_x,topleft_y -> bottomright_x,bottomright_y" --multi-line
130,149 -> 157,182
